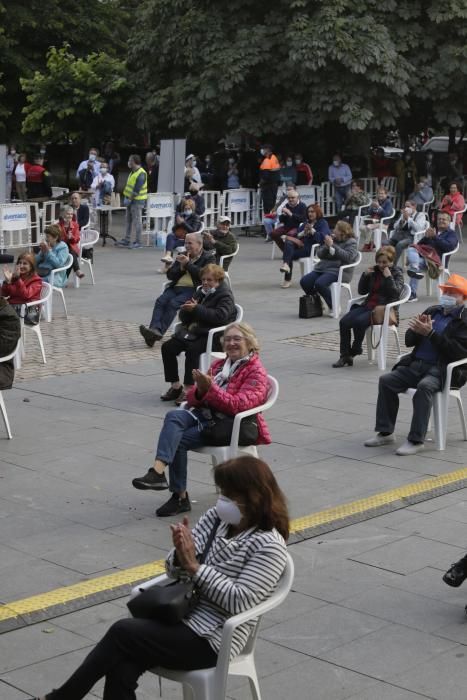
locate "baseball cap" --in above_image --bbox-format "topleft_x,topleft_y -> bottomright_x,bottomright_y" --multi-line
218,216 -> 231,224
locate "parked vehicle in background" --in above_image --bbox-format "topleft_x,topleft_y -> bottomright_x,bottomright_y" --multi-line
421,136 -> 467,152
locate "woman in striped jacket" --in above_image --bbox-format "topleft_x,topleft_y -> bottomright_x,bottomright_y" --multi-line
33,456 -> 289,700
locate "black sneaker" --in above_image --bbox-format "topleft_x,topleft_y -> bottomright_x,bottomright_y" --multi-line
132,469 -> 169,491
443,556 -> 467,587
156,493 -> 191,517
139,325 -> 162,347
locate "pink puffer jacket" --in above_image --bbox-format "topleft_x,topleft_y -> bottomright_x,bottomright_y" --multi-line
185,354 -> 272,445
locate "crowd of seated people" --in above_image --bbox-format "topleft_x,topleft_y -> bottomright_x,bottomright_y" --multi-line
279,204 -> 330,288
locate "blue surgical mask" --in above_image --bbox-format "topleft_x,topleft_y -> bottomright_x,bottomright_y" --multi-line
89,153 -> 96,161
216,495 -> 242,525
439,294 -> 457,308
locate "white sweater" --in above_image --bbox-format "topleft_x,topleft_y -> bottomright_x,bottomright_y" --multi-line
166,507 -> 287,657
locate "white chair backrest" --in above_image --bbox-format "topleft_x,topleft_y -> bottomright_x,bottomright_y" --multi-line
80,228 -> 99,248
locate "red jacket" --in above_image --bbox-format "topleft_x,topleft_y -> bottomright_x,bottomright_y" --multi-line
59,218 -> 81,255
185,353 -> 272,444
1,274 -> 42,305
441,191 -> 465,226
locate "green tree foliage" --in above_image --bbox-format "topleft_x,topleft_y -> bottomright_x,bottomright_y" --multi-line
20,45 -> 128,142
129,0 -> 467,141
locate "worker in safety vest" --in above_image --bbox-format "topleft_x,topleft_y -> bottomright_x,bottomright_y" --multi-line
26,155 -> 52,200
116,154 -> 148,249
259,144 -> 280,214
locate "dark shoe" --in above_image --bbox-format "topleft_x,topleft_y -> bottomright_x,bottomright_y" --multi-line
350,345 -> 363,357
407,268 -> 424,279
443,556 -> 467,587
139,325 -> 162,347
174,390 -> 187,406
156,493 -> 191,517
160,386 -> 184,402
132,468 -> 169,491
407,293 -> 418,303
332,356 -> 353,368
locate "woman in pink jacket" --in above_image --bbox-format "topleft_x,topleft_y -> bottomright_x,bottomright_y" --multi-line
440,182 -> 465,226
132,322 -> 271,517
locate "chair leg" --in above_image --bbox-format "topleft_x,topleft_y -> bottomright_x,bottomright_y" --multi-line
57,289 -> 68,318
330,283 -> 339,319
0,391 -> 12,439
455,393 -> 467,441
432,392 -> 445,451
247,670 -> 262,700
88,260 -> 95,285
34,326 -> 47,364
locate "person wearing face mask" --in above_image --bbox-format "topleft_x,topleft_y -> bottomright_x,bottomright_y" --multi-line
33,456 -> 288,700
91,161 -> 115,206
6,145 -> 17,201
173,197 -> 201,235
76,148 -> 101,180
406,212 -> 458,301
440,181 -> 465,226
159,264 -> 236,404
395,151 -> 418,198
279,155 -> 297,186
78,160 -> 95,191
116,154 -> 148,249
133,322 -> 272,516
328,153 -> 353,211
185,154 -> 202,184
259,144 -> 281,214
293,153 -> 313,185
388,199 -> 427,265
226,157 -> 240,189
359,187 -> 394,251
365,273 -> 467,455
333,246 -> 404,367
409,177 -> 433,210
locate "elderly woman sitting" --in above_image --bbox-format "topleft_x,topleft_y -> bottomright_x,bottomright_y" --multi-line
35,225 -> 69,287
2,253 -> 42,324
333,246 -> 404,367
132,322 -> 272,517
160,263 -> 236,404
58,205 -> 84,279
279,204 -> 330,288
299,221 -> 358,312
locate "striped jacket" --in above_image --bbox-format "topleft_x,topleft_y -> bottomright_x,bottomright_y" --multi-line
166,507 -> 287,657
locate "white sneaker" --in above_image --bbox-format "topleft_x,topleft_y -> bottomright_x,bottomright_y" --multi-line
161,253 -> 173,263
281,280 -> 291,288
396,440 -> 424,456
364,433 -> 395,447
280,262 -> 290,273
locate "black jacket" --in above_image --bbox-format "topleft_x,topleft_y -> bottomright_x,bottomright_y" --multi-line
0,298 -> 21,390
166,250 -> 214,289
178,283 -> 236,337
357,266 -> 405,306
396,305 -> 467,389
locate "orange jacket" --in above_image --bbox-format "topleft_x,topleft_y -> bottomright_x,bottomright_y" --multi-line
260,154 -> 280,171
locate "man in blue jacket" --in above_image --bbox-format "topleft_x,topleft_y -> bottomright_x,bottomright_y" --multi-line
406,212 -> 458,301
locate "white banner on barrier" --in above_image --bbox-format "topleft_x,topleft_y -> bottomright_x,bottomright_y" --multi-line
296,186 -> 318,206
2,205 -> 29,230
229,190 -> 249,213
147,193 -> 174,217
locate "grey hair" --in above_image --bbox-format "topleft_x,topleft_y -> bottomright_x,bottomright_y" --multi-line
186,232 -> 203,245
61,205 -> 74,216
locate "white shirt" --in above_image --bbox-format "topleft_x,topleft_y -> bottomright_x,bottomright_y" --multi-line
14,163 -> 26,182
91,173 -> 115,191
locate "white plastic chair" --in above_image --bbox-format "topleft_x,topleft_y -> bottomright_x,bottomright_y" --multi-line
353,203 -> 370,242
401,357 -> 467,451
372,211 -> 395,250
20,282 -> 52,364
424,242 -> 460,297
45,254 -> 73,321
130,553 -> 294,700
421,196 -> 435,214
74,228 -> 99,288
330,251 -> 362,319
199,304 -> 244,372
219,243 -> 240,290
346,283 -> 411,371
186,374 -> 279,464
454,203 -> 466,243
298,243 -> 320,276
0,340 -> 22,439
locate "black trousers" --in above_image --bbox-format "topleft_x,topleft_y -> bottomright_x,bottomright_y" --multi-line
48,617 -> 217,700
161,335 -> 208,385
339,305 -> 372,357
64,244 -> 81,275
261,183 -> 278,214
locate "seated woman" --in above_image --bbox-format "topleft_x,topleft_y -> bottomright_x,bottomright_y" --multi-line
33,455 -> 288,700
160,221 -> 189,266
1,252 -> 42,322
175,198 -> 201,234
300,221 -> 358,313
35,224 -> 70,287
279,204 -> 330,288
359,186 -> 394,251
160,264 -> 236,404
58,205 -> 85,279
440,181 -> 465,227
132,322 -> 272,517
337,179 -> 370,225
333,246 -> 404,367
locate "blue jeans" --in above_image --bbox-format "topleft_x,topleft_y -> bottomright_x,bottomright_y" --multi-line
262,215 -> 278,238
406,247 -> 426,294
335,187 -> 350,212
96,181 -> 113,206
156,409 -> 206,493
300,270 -> 338,309
282,240 -> 312,281
165,233 -> 181,253
150,286 -> 194,335
124,201 -> 145,244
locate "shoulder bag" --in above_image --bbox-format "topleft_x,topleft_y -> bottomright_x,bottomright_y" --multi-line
299,293 -> 323,318
127,518 -> 220,624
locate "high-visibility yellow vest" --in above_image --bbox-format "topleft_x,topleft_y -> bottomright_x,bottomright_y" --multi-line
123,167 -> 147,201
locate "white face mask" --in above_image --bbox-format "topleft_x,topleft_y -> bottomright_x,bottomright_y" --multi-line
40,149 -> 46,155
286,159 -> 293,167
100,168 -> 108,175
184,209 -> 192,215
295,158 -> 302,165
333,160 -> 340,167
439,294 -> 458,308
404,207 -> 413,215
89,153 -> 96,161
260,148 -> 266,156
10,149 -> 16,156
127,161 -> 132,168
192,159 -> 197,167
216,495 -> 243,525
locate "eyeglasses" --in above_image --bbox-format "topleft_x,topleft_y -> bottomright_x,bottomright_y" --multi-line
224,335 -> 246,343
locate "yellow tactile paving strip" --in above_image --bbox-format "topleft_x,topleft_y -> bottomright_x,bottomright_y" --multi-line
1,466 -> 467,626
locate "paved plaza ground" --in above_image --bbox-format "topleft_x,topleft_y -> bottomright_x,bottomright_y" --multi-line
1,216 -> 467,699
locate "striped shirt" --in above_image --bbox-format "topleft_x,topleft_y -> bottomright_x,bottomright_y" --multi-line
165,507 -> 287,658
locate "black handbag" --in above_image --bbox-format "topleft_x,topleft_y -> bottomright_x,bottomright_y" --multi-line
299,293 -> 322,318
201,415 -> 259,446
127,518 -> 220,624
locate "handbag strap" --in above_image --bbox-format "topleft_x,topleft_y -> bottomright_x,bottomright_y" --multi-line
198,517 -> 221,565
